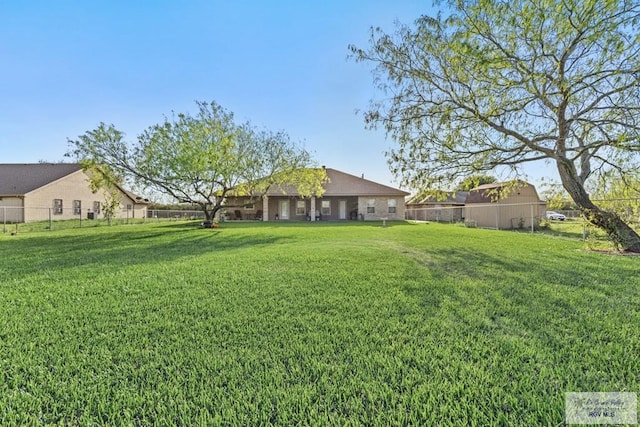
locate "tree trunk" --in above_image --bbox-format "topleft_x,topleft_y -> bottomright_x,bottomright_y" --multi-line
581,205 -> 640,252
204,206 -> 224,222
200,202 -> 212,222
557,160 -> 640,252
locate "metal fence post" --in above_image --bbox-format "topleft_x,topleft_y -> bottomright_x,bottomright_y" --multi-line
530,204 -> 534,233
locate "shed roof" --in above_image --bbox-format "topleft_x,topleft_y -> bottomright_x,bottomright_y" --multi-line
0,163 -> 83,195
465,180 -> 535,204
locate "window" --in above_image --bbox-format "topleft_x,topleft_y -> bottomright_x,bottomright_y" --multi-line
296,200 -> 306,216
244,203 -> 255,210
126,204 -> 132,211
53,199 -> 63,215
93,201 -> 101,214
366,199 -> 376,214
73,200 -> 82,215
321,200 -> 331,216
388,199 -> 397,213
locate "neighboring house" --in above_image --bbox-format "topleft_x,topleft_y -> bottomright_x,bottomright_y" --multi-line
0,163 -> 149,223
405,191 -> 469,222
225,167 -> 409,221
464,180 -> 546,229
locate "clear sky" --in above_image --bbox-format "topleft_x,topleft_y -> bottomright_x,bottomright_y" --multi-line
0,1 -> 552,193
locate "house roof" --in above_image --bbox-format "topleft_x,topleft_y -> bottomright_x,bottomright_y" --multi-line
465,180 -> 533,204
406,191 -> 469,205
266,168 -> 409,197
120,187 -> 151,204
0,163 -> 83,195
0,163 -> 149,202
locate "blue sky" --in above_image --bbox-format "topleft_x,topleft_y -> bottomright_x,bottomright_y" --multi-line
1,1 -> 552,192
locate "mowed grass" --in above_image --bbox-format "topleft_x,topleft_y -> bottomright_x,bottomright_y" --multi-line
1,221 -> 638,426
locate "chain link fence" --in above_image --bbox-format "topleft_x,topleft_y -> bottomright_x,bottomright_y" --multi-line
405,202 -> 547,231
406,200 -> 640,231
147,209 -> 206,220
0,206 -> 207,234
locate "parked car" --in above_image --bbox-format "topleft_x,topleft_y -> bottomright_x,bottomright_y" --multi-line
546,211 -> 566,221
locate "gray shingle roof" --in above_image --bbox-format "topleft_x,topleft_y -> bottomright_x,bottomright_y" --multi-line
266,168 -> 409,197
322,168 -> 409,196
0,163 -> 83,195
0,163 -> 150,203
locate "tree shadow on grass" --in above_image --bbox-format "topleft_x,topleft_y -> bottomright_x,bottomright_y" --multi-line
0,225 -> 285,278
402,244 -> 637,288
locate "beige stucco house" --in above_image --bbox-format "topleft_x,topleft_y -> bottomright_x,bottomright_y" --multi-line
0,163 -> 148,223
225,167 -> 409,221
464,181 -> 546,229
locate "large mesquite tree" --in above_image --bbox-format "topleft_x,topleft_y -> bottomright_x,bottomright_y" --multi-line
351,0 -> 640,251
68,101 -> 325,221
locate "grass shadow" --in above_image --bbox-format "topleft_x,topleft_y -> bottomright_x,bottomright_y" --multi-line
0,223 -> 286,277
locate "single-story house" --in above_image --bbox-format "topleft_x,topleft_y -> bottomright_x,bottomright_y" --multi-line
225,167 -> 409,221
405,191 -> 469,222
0,163 -> 149,223
464,180 -> 546,229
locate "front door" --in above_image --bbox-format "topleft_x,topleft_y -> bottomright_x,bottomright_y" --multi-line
339,200 -> 347,220
279,200 -> 290,220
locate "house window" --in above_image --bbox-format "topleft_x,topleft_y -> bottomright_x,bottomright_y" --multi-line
244,203 -> 255,210
127,204 -> 132,210
367,199 -> 376,214
53,199 -> 63,215
296,200 -> 306,216
93,201 -> 101,214
321,200 -> 331,216
73,200 -> 82,215
388,199 -> 397,214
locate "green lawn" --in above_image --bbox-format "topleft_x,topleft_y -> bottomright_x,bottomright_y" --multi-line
1,221 -> 638,425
